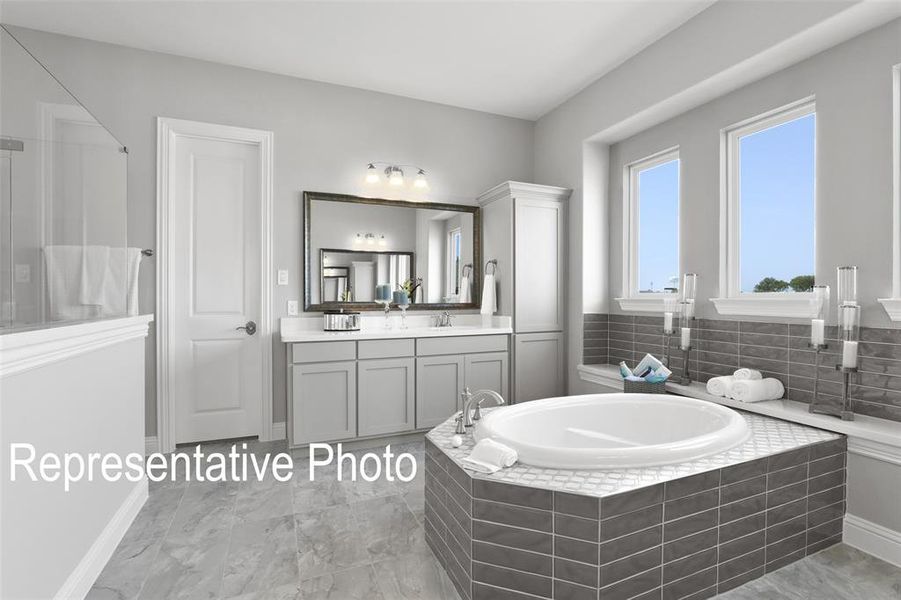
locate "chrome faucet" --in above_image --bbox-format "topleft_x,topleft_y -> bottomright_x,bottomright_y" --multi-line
460,387 -> 506,428
435,311 -> 454,328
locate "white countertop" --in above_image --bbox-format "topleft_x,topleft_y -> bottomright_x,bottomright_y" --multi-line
578,363 -> 901,449
280,314 -> 512,343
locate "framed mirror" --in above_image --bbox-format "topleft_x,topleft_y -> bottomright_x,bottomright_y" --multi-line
304,191 -> 481,311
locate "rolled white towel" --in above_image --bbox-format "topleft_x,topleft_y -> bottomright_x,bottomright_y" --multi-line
706,375 -> 736,398
734,368 -> 763,380
731,378 -> 785,403
460,439 -> 517,474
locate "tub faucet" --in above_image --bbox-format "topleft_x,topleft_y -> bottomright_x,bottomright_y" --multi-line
460,387 -> 506,427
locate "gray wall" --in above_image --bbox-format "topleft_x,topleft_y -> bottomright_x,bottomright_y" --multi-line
5,26 -> 534,436
608,19 -> 901,325
532,1 -> 896,392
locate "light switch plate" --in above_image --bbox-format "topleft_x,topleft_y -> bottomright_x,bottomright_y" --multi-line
287,300 -> 299,316
14,264 -> 30,283
277,269 -> 289,286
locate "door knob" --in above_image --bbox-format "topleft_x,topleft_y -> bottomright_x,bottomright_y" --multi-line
236,320 -> 257,335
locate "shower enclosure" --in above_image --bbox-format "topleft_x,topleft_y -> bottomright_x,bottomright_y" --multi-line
0,26 -> 130,332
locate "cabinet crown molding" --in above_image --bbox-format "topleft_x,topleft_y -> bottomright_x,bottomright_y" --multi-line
477,181 -> 572,206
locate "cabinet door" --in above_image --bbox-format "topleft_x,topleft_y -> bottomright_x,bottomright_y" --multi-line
464,352 -> 509,400
514,333 -> 564,403
358,358 -> 415,437
514,197 -> 564,333
292,361 -> 356,444
416,355 -> 464,429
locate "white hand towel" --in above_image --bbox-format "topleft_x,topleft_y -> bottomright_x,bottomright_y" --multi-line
103,247 -> 143,317
79,245 -> 110,305
734,368 -> 763,381
480,273 -> 496,316
706,375 -> 735,398
460,439 -> 517,474
459,275 -> 471,303
730,378 -> 785,403
44,246 -> 99,321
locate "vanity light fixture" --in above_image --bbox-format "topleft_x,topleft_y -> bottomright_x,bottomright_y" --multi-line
363,162 -> 428,190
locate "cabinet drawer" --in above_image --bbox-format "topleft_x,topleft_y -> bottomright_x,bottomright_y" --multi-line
416,335 -> 508,356
291,341 -> 356,363
358,338 -> 415,359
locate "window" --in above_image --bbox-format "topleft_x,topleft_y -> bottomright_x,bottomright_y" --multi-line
617,148 -> 680,309
446,227 -> 462,296
880,64 -> 901,321
714,98 -> 817,317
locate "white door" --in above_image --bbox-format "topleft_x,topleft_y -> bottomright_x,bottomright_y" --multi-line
164,121 -> 270,445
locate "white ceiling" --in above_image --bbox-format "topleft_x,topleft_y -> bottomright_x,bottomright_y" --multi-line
1,1 -> 716,120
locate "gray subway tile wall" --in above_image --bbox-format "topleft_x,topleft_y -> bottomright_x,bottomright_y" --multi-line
583,314 -> 901,423
424,437 -> 846,600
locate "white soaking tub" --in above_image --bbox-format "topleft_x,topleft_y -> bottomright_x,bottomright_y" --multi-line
473,393 -> 750,469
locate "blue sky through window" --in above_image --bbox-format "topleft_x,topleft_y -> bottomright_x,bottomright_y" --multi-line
739,113 -> 815,293
638,159 -> 679,293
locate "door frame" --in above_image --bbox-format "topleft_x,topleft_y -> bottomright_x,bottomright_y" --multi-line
155,117 -> 274,453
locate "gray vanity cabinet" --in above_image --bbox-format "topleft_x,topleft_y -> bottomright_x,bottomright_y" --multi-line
358,358 -> 415,437
514,332 -> 564,402
415,355 -> 465,429
464,352 -> 509,399
292,361 -> 357,444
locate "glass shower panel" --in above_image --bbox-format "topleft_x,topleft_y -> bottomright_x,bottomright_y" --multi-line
0,27 -> 129,332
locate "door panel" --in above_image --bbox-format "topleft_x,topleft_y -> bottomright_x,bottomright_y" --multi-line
293,362 -> 356,444
464,352 -> 508,400
171,134 -> 263,444
416,355 -> 464,429
514,332 -> 564,402
358,358 -> 415,436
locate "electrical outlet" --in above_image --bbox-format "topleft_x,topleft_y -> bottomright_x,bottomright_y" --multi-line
287,300 -> 299,316
277,269 -> 289,286
14,264 -> 30,283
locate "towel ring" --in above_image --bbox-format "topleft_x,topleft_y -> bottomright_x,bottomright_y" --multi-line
141,249 -> 154,257
462,263 -> 473,278
485,259 -> 497,275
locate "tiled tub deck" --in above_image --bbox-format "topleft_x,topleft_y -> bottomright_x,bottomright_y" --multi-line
423,412 -> 847,600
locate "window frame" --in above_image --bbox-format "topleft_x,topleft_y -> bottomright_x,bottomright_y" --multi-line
446,226 -> 462,297
712,97 -> 819,318
879,64 -> 901,321
616,146 -> 680,312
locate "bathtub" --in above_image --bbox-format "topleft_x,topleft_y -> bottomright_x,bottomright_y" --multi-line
473,393 -> 750,469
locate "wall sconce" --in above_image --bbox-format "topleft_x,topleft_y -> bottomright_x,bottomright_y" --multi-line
364,162 -> 429,190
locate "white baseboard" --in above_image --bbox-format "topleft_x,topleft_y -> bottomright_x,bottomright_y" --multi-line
271,421 -> 286,441
54,479 -> 149,600
144,436 -> 159,455
844,514 -> 901,568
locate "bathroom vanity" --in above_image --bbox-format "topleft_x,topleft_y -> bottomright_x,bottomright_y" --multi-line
281,315 -> 512,447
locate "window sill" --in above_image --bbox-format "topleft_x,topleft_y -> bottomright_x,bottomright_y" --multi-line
614,295 -> 677,313
878,298 -> 901,322
710,296 -> 817,319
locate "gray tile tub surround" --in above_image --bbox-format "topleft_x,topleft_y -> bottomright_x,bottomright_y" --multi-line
424,436 -> 848,600
584,314 -> 609,366
584,314 -> 901,423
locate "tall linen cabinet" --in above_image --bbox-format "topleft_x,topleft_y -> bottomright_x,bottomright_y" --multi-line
477,182 -> 570,403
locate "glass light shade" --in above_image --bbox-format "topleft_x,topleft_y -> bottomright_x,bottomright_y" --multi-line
366,234 -> 375,245
836,266 -> 858,307
378,235 -> 387,247
812,285 -> 830,321
681,273 -> 698,302
388,168 -> 404,186
365,164 -> 380,184
413,170 -> 429,189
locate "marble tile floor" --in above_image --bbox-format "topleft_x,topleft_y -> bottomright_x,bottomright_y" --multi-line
86,438 -> 900,600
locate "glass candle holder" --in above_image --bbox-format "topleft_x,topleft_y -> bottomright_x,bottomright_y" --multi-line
663,296 -> 677,335
836,266 -> 858,307
810,284 -> 830,347
838,303 -> 860,369
681,273 -> 698,302
678,300 -> 695,322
